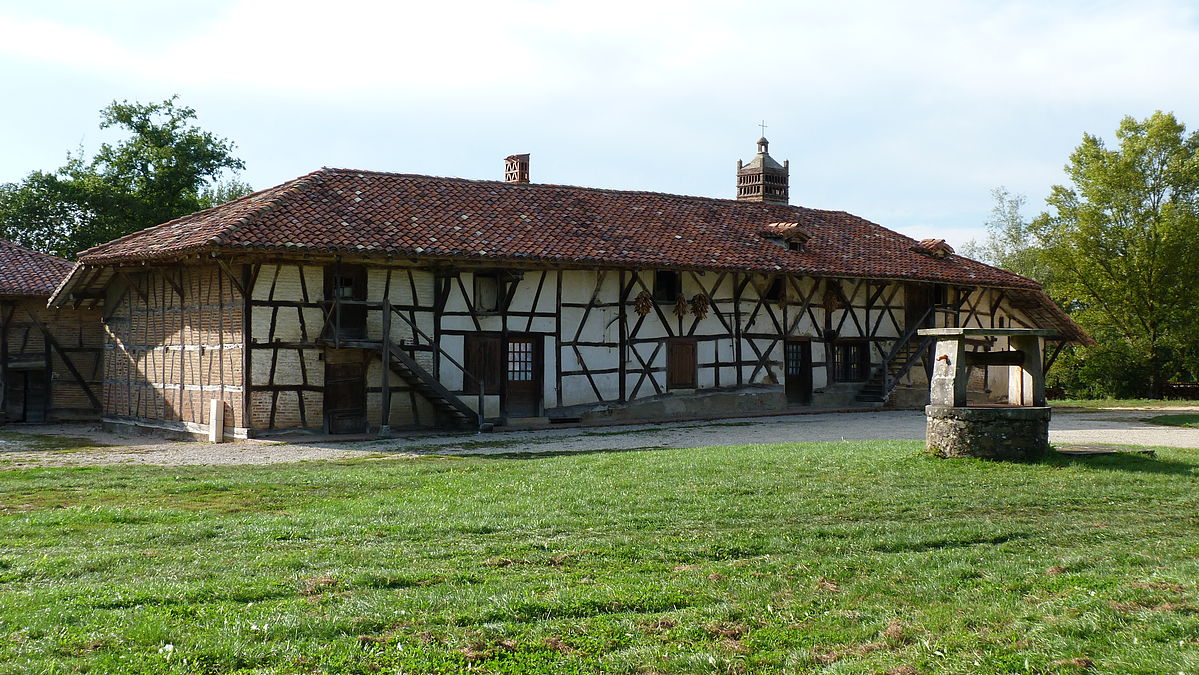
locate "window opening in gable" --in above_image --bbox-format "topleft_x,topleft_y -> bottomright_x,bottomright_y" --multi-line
474,273 -> 501,313
654,271 -> 682,303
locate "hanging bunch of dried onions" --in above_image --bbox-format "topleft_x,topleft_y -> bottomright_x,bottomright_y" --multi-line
633,290 -> 653,316
673,295 -> 689,318
690,293 -> 709,320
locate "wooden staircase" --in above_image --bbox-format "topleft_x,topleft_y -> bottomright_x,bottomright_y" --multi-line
855,308 -> 935,404
384,341 -> 480,429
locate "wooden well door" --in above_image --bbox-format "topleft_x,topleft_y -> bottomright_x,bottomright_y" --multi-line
666,339 -> 698,390
784,340 -> 812,406
324,355 -> 367,434
504,336 -> 541,417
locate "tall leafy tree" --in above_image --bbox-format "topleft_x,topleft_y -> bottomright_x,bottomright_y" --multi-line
1034,111 -> 1199,395
0,97 -> 249,258
961,186 -> 1050,282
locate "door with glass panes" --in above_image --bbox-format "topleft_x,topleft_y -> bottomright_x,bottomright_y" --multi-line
504,335 -> 541,417
784,339 -> 812,405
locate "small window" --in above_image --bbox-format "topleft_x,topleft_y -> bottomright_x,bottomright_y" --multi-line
764,277 -> 784,302
474,273 -> 501,313
654,271 -> 682,303
331,275 -> 356,299
833,340 -> 870,382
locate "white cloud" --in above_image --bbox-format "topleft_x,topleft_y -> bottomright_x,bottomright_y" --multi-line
1,0 -> 1197,243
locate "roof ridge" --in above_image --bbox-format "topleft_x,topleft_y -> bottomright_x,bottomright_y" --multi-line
0,237 -> 71,265
319,166 -> 817,210
208,168 -> 331,248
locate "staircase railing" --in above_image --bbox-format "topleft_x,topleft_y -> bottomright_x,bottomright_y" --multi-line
381,299 -> 485,430
863,305 -> 936,400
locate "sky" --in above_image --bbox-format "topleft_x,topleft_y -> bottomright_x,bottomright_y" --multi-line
2,0 -> 1198,250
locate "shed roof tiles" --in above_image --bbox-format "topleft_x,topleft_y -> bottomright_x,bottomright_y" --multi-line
0,238 -> 74,297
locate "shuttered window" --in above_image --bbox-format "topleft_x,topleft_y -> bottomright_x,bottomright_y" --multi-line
667,339 -> 697,389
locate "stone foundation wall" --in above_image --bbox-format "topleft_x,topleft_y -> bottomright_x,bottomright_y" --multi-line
925,405 -> 1050,460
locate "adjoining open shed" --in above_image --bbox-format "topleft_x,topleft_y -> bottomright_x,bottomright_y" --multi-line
0,239 -> 104,424
50,140 -> 1091,439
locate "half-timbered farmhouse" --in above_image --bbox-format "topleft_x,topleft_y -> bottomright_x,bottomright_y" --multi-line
1,239 -> 103,424
50,139 -> 1090,439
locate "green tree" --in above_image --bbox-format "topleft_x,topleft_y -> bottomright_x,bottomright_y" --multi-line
961,186 -> 1050,282
1034,111 -> 1199,396
0,97 -> 248,258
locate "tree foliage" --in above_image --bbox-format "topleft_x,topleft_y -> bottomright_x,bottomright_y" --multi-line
1035,111 -> 1199,395
960,186 -> 1051,282
0,97 -> 249,258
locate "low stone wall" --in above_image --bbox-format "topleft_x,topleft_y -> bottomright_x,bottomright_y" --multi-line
925,405 -> 1051,460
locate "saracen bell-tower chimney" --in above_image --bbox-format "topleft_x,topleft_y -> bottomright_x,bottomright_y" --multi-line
736,137 -> 789,204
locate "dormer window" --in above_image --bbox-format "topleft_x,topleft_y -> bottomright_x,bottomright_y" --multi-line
912,238 -> 955,259
759,222 -> 811,252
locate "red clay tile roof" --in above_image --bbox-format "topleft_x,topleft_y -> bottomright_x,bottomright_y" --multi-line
77,168 -> 1043,290
0,238 -> 74,296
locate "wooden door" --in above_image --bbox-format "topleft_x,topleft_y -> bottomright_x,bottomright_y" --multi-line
784,340 -> 812,405
4,371 -> 26,422
504,336 -> 541,417
324,358 -> 367,434
667,339 -> 697,389
905,283 -> 934,329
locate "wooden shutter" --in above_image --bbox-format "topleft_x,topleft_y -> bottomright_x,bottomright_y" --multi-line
667,339 -> 697,389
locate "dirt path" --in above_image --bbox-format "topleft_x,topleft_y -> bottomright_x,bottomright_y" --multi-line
1,407 -> 1195,469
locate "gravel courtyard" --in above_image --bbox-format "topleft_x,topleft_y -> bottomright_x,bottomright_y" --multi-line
0,407 -> 1195,469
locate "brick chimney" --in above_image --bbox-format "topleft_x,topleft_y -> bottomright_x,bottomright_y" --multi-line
504,154 -> 530,184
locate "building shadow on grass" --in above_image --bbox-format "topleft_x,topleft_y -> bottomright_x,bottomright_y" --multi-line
454,445 -> 679,461
1043,449 -> 1198,477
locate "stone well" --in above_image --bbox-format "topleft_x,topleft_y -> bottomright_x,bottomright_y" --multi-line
919,328 -> 1057,461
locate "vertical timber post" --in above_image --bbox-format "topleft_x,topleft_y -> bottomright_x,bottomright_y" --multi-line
618,269 -> 627,403
733,273 -> 743,386
0,303 -> 9,420
380,298 -> 391,434
241,264 -> 253,435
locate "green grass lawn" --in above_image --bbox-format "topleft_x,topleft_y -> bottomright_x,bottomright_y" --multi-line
1144,414 -> 1199,429
1,442 -> 1197,674
1053,398 -> 1199,409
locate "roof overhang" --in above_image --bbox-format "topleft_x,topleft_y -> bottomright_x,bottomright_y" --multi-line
48,263 -> 116,310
